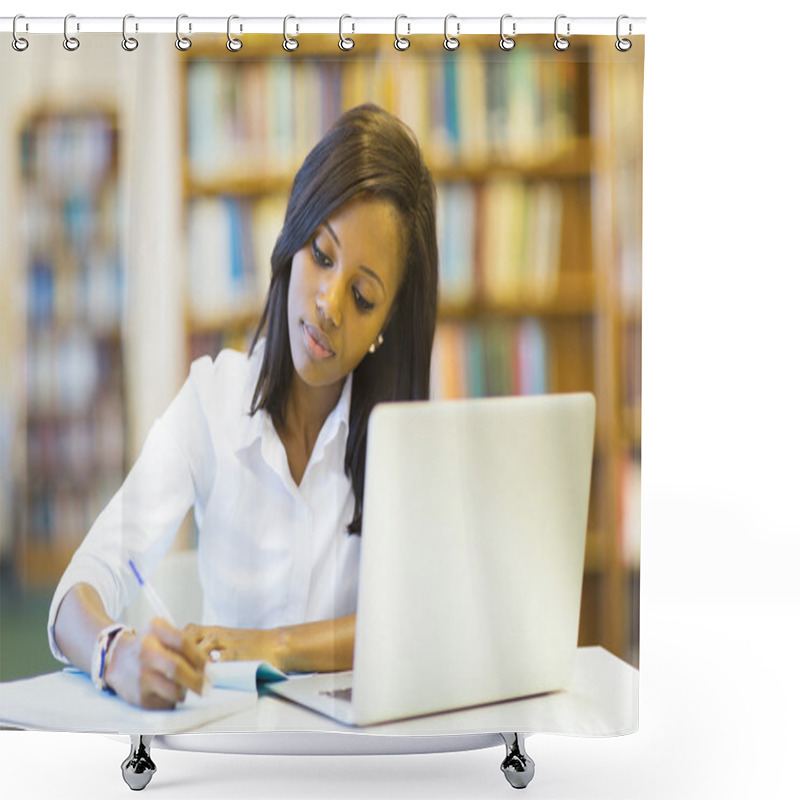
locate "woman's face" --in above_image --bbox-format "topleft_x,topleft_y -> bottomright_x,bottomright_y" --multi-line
286,195 -> 405,391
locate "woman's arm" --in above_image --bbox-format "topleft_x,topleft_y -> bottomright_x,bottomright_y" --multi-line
54,582 -> 208,709
186,614 -> 356,673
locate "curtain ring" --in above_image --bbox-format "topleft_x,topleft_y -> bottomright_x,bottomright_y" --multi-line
499,14 -> 515,51
339,15 -> 355,51
122,14 -> 139,51
554,14 -> 570,51
394,15 -> 410,50
443,14 -> 460,51
63,13 -> 80,51
12,15 -> 29,52
226,15 -> 243,51
616,15 -> 632,52
283,15 -> 299,51
176,14 -> 192,51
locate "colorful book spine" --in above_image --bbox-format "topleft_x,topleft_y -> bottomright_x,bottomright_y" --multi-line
187,196 -> 286,321
20,113 -> 125,554
430,318 -> 548,400
437,179 -> 564,307
185,46 -> 583,179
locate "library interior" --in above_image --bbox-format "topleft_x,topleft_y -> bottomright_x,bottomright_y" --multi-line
0,33 -> 642,679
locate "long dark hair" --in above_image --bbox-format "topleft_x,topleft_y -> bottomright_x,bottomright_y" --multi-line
249,103 -> 439,534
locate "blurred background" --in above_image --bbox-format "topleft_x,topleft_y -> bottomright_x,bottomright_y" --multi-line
0,33 -> 642,679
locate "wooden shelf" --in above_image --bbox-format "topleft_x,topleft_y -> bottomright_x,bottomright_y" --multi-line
188,309 -> 261,335
180,33 -> 597,60
584,529 -> 610,573
184,169 -> 292,198
439,275 -> 597,319
25,322 -> 122,341
16,542 -> 81,589
184,138 -> 595,199
431,141 -> 594,181
622,406 -> 642,448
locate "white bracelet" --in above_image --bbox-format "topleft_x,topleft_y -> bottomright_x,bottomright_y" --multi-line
103,625 -> 130,692
91,623 -> 128,692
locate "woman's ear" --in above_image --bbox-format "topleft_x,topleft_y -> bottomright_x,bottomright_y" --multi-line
368,333 -> 384,355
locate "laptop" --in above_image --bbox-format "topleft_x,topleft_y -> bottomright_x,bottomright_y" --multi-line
267,392 -> 596,726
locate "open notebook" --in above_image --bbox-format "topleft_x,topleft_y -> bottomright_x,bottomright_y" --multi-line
0,660 -> 285,735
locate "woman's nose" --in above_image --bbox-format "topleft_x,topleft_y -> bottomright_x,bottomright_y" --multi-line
316,279 -> 343,330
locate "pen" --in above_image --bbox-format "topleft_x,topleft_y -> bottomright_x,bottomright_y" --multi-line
128,557 -> 212,696
128,558 -> 176,626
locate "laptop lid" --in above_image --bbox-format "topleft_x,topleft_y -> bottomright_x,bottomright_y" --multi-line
351,392 -> 595,726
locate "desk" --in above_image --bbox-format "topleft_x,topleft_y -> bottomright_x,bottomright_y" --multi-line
1,647 -> 637,791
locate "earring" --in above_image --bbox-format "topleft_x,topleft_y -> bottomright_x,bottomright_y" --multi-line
368,334 -> 384,354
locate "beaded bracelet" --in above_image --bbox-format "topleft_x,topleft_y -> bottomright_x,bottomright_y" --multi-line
91,623 -> 129,692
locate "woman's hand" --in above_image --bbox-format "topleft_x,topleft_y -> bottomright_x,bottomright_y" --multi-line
185,615 -> 356,674
184,624 -> 288,670
104,618 -> 209,710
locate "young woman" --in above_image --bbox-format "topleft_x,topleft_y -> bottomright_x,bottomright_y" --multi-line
48,104 -> 439,710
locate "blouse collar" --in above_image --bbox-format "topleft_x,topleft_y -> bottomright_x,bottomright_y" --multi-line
236,341 -> 352,457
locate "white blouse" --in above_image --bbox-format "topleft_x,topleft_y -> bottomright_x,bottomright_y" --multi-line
47,341 -> 360,663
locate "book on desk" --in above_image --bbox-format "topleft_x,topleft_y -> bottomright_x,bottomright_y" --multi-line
0,660 -> 286,736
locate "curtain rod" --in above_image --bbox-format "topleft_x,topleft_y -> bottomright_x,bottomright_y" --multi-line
1,16 -> 646,37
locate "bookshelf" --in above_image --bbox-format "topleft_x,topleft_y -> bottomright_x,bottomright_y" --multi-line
15,110 -> 127,587
176,34 -> 643,664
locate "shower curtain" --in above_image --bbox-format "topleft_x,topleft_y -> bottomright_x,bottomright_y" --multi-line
0,24 -> 643,745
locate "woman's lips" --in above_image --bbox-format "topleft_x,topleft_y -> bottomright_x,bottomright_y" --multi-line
303,322 -> 335,359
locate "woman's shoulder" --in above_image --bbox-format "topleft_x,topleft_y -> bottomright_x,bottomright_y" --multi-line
184,340 -> 265,421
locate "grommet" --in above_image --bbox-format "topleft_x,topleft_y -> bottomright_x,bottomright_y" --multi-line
122,14 -> 139,52
226,15 -> 243,52
339,14 -> 355,51
443,14 -> 460,51
554,14 -> 570,51
283,15 -> 299,52
12,15 -> 29,52
394,15 -> 410,51
499,14 -> 516,51
616,15 -> 633,52
176,14 -> 192,51
63,13 -> 80,51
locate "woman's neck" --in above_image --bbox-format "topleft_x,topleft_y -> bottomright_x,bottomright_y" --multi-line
281,374 -> 346,461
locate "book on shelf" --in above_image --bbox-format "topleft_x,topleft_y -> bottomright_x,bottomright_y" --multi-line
251,194 -> 285,295
436,181 -> 476,305
21,113 -> 115,194
187,196 -> 283,322
184,47 -> 583,180
621,322 -> 642,415
189,329 -> 257,363
619,452 -> 641,568
24,394 -> 125,550
506,48 -> 539,161
25,329 -> 110,416
479,179 -> 526,305
524,182 -> 564,301
438,179 -> 563,308
18,110 -> 126,572
430,319 -> 547,401
515,318 -> 549,396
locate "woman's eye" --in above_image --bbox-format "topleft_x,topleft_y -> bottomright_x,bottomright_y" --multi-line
311,239 -> 332,268
353,288 -> 374,312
